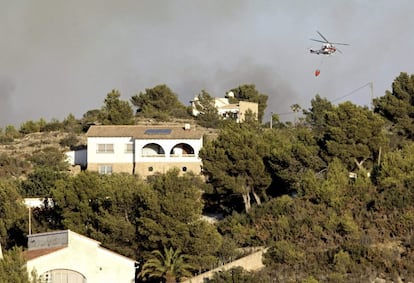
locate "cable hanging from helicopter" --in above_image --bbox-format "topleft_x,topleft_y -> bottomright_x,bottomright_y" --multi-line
315,55 -> 326,77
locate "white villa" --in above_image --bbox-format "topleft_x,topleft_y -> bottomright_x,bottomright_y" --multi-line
25,230 -> 136,283
85,123 -> 206,177
191,94 -> 259,123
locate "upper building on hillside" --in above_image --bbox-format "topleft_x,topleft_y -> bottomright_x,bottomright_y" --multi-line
85,123 -> 206,177
190,93 -> 258,123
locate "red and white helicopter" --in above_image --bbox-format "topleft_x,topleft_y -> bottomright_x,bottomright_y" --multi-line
309,31 -> 349,55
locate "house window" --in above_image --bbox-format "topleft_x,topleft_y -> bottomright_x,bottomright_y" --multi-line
97,144 -> 114,153
42,269 -> 86,283
99,165 -> 113,175
125,143 -> 134,153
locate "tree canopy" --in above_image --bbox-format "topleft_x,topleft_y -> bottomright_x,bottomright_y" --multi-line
199,123 -> 271,212
305,98 -> 388,171
374,72 -> 414,141
130,84 -> 190,120
139,247 -> 194,283
98,89 -> 134,125
136,170 -> 223,270
194,90 -> 222,128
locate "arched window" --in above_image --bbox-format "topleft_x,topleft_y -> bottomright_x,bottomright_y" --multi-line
41,269 -> 86,283
142,143 -> 165,157
170,143 -> 194,157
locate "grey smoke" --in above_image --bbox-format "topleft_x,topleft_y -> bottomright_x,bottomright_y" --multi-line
1,1 -> 414,127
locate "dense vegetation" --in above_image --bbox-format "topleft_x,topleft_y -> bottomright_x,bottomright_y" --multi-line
1,74 -> 414,282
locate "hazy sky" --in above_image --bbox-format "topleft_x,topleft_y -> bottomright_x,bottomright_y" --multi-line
1,0 -> 414,127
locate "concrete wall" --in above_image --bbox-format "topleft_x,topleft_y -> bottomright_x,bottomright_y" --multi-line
238,101 -> 258,122
183,248 -> 267,283
134,162 -> 201,177
87,163 -> 134,174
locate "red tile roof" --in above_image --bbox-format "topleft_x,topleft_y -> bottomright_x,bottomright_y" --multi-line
25,247 -> 66,260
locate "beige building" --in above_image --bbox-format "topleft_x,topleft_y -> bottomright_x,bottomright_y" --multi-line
86,124 -> 206,177
26,230 -> 136,283
191,95 -> 259,123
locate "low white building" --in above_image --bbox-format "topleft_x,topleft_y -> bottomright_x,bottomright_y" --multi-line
86,124 -> 206,177
26,230 -> 136,283
65,149 -> 87,168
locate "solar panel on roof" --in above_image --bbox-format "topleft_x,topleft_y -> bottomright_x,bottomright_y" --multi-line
144,129 -> 172,135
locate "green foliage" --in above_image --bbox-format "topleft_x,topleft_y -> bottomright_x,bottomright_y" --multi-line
21,166 -> 68,197
137,170 -> 224,270
0,179 -> 27,249
199,123 -> 271,212
42,118 -> 64,132
0,125 -> 20,143
59,133 -> 79,148
314,159 -> 349,208
264,125 -> 325,196
131,84 -> 190,121
81,109 -> 101,131
374,72 -> 414,141
5,125 -> 21,138
62,113 -> 82,133
0,246 -> 29,283
304,95 -> 334,138
19,120 -> 41,134
301,276 -> 320,283
98,89 -> 134,125
0,153 -> 31,177
186,220 -> 223,269
228,84 -> 268,122
28,146 -> 69,170
217,212 -> 256,246
50,172 -> 141,258
305,97 -> 388,171
139,246 -> 194,283
375,142 -> 414,190
264,240 -> 304,265
333,250 -> 353,273
208,266 -> 257,283
194,90 -> 223,128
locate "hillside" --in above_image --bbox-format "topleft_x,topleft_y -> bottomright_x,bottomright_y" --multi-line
0,131 -> 86,178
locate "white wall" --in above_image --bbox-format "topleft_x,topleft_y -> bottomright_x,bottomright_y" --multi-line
27,231 -> 135,283
66,149 -> 87,166
87,137 -> 134,164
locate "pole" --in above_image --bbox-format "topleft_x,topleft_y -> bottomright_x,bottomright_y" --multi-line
28,207 -> 31,235
270,112 -> 273,129
370,82 -> 374,110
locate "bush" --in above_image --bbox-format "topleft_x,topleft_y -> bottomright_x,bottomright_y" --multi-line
59,134 -> 79,148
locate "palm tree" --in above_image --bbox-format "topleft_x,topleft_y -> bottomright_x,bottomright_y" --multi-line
139,246 -> 194,283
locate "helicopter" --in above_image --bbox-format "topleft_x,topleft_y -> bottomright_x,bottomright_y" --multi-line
309,31 -> 349,55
